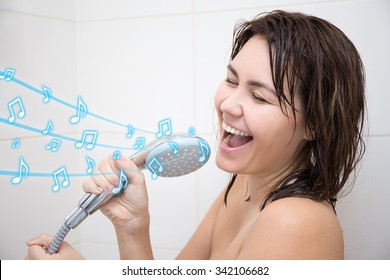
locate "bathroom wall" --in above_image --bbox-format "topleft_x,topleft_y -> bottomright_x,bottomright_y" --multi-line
0,0 -> 389,259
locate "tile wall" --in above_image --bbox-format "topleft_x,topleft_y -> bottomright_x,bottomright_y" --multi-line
0,0 -> 389,259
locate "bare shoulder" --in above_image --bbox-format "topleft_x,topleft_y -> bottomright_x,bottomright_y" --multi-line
238,197 -> 344,259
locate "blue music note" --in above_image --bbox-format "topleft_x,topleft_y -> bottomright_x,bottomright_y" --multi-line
75,130 -> 98,150
52,166 -> 70,192
111,169 -> 128,195
126,124 -> 135,139
85,156 -> 95,174
155,118 -> 172,138
7,97 -> 26,123
198,140 -> 210,163
0,68 -> 15,81
70,96 -> 88,124
188,127 -> 196,136
11,138 -> 20,148
133,137 -> 145,150
11,156 -> 29,185
41,85 -> 52,103
168,141 -> 179,155
113,150 -> 121,160
45,139 -> 61,152
147,157 -> 164,180
42,120 -> 54,135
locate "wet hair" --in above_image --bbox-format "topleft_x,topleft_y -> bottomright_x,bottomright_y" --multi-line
223,10 -> 366,211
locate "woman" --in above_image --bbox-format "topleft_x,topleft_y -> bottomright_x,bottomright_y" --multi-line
26,10 -> 365,260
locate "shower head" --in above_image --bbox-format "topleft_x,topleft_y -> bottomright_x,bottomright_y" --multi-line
47,134 -> 211,254
132,134 -> 211,178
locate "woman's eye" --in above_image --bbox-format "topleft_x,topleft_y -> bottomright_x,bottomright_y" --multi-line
225,78 -> 238,86
251,92 -> 268,103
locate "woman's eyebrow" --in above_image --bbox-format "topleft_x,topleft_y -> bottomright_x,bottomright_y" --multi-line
227,64 -> 277,96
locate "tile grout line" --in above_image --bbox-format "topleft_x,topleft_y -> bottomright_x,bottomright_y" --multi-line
0,0 -> 356,24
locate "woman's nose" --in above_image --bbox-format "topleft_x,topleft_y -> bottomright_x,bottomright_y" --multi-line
220,91 -> 243,118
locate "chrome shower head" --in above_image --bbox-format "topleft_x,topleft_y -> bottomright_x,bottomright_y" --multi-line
142,135 -> 210,178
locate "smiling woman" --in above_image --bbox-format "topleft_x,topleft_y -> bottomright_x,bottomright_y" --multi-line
26,10 -> 366,260
218,10 -> 366,212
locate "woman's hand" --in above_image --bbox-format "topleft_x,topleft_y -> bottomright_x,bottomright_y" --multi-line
26,234 -> 84,260
82,154 -> 150,232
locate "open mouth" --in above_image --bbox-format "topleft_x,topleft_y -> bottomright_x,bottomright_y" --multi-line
222,121 -> 253,148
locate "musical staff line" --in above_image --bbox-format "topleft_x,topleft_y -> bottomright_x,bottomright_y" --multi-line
0,69 -> 154,134
0,169 -> 137,178
0,117 -> 153,151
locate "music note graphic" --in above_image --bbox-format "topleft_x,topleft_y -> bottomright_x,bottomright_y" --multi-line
126,124 -> 135,139
70,96 -> 88,124
188,127 -> 196,136
133,137 -> 145,150
52,166 -> 70,192
198,140 -> 210,163
42,120 -> 54,135
75,130 -> 98,150
41,85 -> 52,103
11,156 -> 29,185
45,139 -> 61,152
155,118 -> 172,138
113,150 -> 121,160
85,156 -> 95,174
0,68 -> 15,81
147,157 -> 164,180
111,169 -> 128,195
168,141 -> 179,155
7,97 -> 26,123
11,138 -> 20,148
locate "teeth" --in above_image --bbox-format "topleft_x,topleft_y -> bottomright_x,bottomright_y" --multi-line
222,121 -> 251,137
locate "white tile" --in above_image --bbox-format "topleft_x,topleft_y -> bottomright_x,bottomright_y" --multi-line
0,0 -> 76,20
80,242 -> 119,259
0,137 -> 83,259
77,15 -> 195,135
0,11 -> 79,138
153,248 -> 179,260
194,0 -> 325,13
80,208 -> 117,243
0,87 -> 83,140
77,0 -> 192,21
337,136 -> 390,259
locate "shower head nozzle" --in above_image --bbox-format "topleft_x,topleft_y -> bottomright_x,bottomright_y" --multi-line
143,135 -> 210,179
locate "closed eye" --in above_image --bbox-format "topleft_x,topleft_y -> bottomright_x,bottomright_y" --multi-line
225,78 -> 238,87
251,92 -> 268,103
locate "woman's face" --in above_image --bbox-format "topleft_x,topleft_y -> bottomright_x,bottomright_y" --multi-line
214,36 -> 307,178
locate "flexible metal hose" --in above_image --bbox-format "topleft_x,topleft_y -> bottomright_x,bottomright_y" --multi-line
47,223 -> 71,255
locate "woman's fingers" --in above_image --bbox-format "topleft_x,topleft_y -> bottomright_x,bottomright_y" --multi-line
82,154 -> 119,194
26,233 -> 53,248
82,177 -> 104,194
112,155 -> 144,185
26,234 -> 85,260
26,233 -> 54,260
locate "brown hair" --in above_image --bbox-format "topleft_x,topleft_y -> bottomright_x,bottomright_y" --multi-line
224,10 -> 366,210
